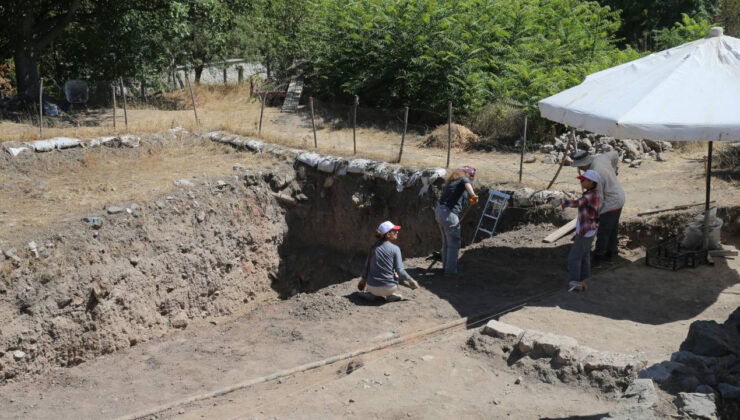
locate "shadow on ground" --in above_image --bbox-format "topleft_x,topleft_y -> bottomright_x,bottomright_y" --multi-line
404,237 -> 740,326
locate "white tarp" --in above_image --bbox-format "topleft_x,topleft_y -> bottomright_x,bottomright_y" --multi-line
539,28 -> 740,142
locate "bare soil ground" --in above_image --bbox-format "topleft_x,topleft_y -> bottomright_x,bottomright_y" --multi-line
1,100 -> 739,419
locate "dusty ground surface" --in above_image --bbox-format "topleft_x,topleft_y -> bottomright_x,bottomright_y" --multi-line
1,105 -> 739,419
0,220 -> 738,419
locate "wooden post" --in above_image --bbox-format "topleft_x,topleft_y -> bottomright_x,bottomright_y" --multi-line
112,84 -> 117,130
397,106 -> 409,163
184,72 -> 199,131
352,95 -> 358,154
519,115 -> 528,182
223,68 -> 228,85
546,127 -> 575,190
446,100 -> 452,168
119,78 -> 129,131
258,92 -> 266,134
310,96 -> 317,149
38,78 -> 43,138
237,66 -> 244,84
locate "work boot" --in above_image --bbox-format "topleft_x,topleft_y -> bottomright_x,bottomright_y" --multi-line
358,291 -> 378,301
386,293 -> 404,302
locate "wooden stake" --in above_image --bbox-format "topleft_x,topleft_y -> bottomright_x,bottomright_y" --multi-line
519,115 -> 528,182
112,84 -> 117,130
310,96 -> 317,148
446,100 -> 452,168
38,78 -> 43,138
258,93 -> 266,134
546,127 -> 574,190
352,95 -> 358,154
184,72 -> 199,131
119,78 -> 129,131
397,106 -> 409,163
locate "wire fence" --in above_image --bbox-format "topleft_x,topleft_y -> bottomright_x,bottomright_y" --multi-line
14,76 -> 562,187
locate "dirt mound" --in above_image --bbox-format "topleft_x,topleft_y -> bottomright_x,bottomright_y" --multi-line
419,123 -> 480,150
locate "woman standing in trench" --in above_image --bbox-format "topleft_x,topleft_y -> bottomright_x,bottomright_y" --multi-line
435,166 -> 478,277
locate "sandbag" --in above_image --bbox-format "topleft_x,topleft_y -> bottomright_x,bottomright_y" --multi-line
681,208 -> 723,250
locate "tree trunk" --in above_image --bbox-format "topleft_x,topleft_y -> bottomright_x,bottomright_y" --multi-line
14,43 -> 40,102
194,65 -> 204,85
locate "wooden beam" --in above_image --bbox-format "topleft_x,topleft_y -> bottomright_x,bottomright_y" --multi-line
637,201 -> 715,216
543,218 -> 576,243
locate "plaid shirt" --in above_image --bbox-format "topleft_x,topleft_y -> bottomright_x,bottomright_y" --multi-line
563,188 -> 601,236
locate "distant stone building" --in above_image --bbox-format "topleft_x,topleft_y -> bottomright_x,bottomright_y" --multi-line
174,59 -> 266,86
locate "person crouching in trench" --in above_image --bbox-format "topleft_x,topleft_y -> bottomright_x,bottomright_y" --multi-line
358,221 -> 420,302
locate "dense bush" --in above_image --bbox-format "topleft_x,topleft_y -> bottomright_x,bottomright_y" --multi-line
304,0 -> 640,117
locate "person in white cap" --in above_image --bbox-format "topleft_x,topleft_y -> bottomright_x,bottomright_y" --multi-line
571,149 -> 625,263
358,221 -> 419,302
560,169 -> 601,291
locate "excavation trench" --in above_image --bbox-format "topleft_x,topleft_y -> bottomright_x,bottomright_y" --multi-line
0,153 -> 737,389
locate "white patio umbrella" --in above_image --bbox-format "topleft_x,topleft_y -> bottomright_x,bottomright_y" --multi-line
539,27 -> 740,220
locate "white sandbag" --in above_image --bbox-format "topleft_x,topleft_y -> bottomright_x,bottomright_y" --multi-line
681,208 -> 723,250
118,135 -> 140,148
297,152 -> 321,167
89,136 -> 116,147
207,131 -> 228,141
5,144 -> 30,156
30,137 -> 82,152
512,187 -> 536,207
230,137 -> 247,147
392,170 -> 408,192
318,156 -> 344,173
347,159 -> 373,174
530,190 -> 562,205
246,139 -> 264,152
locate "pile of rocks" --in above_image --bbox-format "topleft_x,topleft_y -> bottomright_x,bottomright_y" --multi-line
640,307 -> 740,419
470,320 -> 647,393
536,130 -> 673,166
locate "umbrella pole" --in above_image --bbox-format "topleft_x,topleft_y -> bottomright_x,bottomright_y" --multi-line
703,141 -> 713,251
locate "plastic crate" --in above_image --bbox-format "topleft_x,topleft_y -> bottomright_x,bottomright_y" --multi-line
645,237 -> 708,271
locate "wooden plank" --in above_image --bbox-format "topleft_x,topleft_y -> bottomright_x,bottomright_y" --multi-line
637,201 -> 715,216
709,249 -> 738,257
543,218 -> 577,243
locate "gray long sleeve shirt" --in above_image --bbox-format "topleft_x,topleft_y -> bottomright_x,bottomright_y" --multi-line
591,151 -> 625,213
363,241 -> 411,288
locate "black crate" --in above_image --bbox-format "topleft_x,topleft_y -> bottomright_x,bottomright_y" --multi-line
646,237 -> 708,271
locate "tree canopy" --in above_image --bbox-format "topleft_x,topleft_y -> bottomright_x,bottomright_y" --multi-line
0,0 -> 733,114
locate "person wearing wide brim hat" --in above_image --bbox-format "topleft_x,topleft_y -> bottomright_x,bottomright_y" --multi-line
359,221 -> 420,302
560,169 -> 601,291
570,149 -> 625,264
434,166 -> 478,277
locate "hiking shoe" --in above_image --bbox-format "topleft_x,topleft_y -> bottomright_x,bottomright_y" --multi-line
358,291 -> 378,301
567,281 -> 588,292
386,293 -> 404,302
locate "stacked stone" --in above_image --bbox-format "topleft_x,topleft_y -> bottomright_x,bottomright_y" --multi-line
640,307 -> 740,419
537,130 -> 673,166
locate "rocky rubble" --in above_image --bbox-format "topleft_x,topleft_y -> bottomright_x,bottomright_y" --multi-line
469,320 -> 647,393
536,130 -> 673,166
639,306 -> 740,419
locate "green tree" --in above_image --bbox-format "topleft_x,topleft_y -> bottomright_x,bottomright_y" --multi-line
653,13 -> 715,49
305,0 -> 639,116
597,0 -> 720,49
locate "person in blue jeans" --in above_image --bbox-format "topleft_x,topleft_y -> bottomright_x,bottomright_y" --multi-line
560,169 -> 601,291
435,166 -> 478,276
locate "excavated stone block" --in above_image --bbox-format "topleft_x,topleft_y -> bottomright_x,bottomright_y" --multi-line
584,351 -> 647,375
482,320 -> 523,341
677,392 -> 718,420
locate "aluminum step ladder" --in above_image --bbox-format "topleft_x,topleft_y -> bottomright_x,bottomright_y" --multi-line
471,189 -> 510,245
281,76 -> 304,112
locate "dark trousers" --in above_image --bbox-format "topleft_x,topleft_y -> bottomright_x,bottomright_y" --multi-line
568,235 -> 594,282
595,208 -> 622,259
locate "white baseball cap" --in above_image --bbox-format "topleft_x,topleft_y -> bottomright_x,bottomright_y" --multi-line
577,169 -> 600,184
377,221 -> 401,235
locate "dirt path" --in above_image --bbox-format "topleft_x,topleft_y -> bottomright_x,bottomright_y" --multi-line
1,226 -> 737,419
